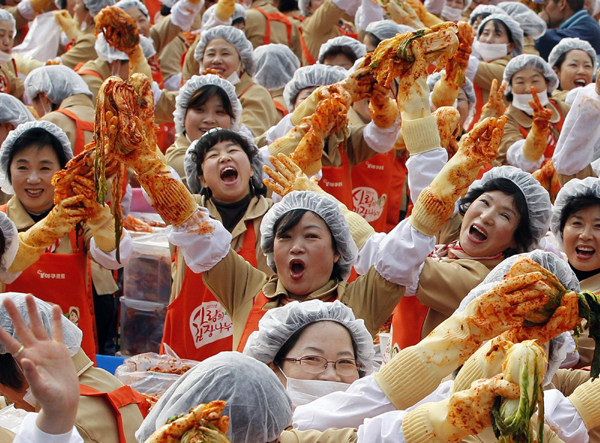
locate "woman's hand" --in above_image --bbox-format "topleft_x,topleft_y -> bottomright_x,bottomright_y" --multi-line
480,79 -> 507,121
523,86 -> 553,163
263,154 -> 324,197
0,295 -> 79,435
396,40 -> 431,120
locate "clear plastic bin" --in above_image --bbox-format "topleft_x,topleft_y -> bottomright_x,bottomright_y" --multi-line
124,232 -> 171,303
119,298 -> 167,356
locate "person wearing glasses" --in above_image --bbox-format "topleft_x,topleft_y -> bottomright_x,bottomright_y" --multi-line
243,299 -> 374,408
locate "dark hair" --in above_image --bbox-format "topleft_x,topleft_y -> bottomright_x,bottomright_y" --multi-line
551,0 -> 584,12
8,128 -> 68,183
273,321 -> 365,377
273,208 -> 343,281
321,46 -> 359,64
190,128 -> 266,198
232,17 -> 246,26
278,0 -> 299,13
0,353 -> 26,392
459,178 -> 533,256
186,85 -> 236,124
559,194 -> 600,235
365,33 -> 381,52
0,226 -> 6,261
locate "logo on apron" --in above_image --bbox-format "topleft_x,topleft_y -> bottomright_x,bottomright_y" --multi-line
68,306 -> 80,326
352,187 -> 387,222
189,301 -> 233,349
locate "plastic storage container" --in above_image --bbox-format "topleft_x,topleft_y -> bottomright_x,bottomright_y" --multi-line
124,232 -> 171,303
119,298 -> 167,356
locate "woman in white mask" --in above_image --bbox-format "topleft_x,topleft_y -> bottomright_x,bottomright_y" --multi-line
194,25 -> 280,137
441,0 -> 471,23
498,54 -> 569,171
243,299 -> 374,408
465,13 -> 523,131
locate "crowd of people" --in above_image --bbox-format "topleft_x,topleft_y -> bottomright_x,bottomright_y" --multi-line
0,0 -> 599,440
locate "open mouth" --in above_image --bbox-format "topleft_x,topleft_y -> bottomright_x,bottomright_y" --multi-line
467,224 -> 488,243
574,79 -> 587,87
289,259 -> 306,280
25,189 -> 43,198
220,166 -> 238,184
576,245 -> 596,259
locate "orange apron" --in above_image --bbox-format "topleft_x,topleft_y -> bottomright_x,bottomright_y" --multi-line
256,7 -> 293,45
74,62 -> 104,80
389,296 -> 430,352
273,99 -> 289,117
351,151 -> 394,231
161,223 -> 257,360
517,99 -> 565,160
55,108 -> 94,156
319,145 -> 353,209
469,83 -> 485,132
5,230 -> 98,361
79,384 -> 148,443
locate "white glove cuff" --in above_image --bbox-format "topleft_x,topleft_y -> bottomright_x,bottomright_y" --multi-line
364,116 -> 401,153
18,0 -> 36,20
171,0 -> 204,31
89,231 -> 133,270
506,139 -> 544,173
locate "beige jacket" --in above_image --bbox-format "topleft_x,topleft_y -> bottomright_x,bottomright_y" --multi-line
42,94 -> 95,151
236,72 -> 280,136
165,133 -> 191,187
0,60 -> 23,99
552,88 -> 569,103
496,99 -> 570,166
61,26 -> 97,70
150,15 -> 181,57
159,34 -> 188,81
299,0 -> 349,65
182,36 -> 199,84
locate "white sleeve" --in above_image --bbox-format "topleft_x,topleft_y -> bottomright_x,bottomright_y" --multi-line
506,139 -> 544,173
266,114 -> 294,145
553,84 -> 600,176
466,55 -> 480,82
89,231 -> 133,270
355,0 -> 384,32
406,148 -> 447,204
171,0 -> 204,31
14,413 -> 83,443
17,0 -> 35,20
545,389 -> 589,443
166,207 -> 232,273
354,232 -> 385,275
331,0 -> 360,15
363,117 -> 401,154
424,0 -> 444,14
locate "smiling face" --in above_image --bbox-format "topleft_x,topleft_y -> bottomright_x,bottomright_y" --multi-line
202,38 -> 242,80
563,205 -> 600,272
199,139 -> 253,203
10,145 -> 61,214
555,49 -> 594,91
459,190 -> 521,257
184,93 -> 233,142
511,68 -> 548,95
273,211 -> 341,298
125,7 -> 150,38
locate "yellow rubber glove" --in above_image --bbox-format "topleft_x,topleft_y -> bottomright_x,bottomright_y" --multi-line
522,86 -> 553,163
569,376 -> 600,430
85,205 -> 120,253
54,11 -> 80,41
214,0 -> 235,20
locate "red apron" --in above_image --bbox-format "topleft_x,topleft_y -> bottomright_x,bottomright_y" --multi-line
5,230 -> 98,361
236,291 -> 271,352
161,223 -> 258,360
517,99 -> 565,160
351,151 -> 394,231
79,384 -> 148,443
389,296 -> 430,352
256,7 -> 293,45
319,145 -> 353,209
55,108 -> 94,156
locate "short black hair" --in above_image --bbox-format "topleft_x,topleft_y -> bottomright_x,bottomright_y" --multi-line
278,0 -> 298,13
321,46 -> 359,64
459,177 -> 534,256
8,128 -> 69,184
232,17 -> 246,26
273,208 -> 343,281
0,353 -> 26,392
559,194 -> 600,235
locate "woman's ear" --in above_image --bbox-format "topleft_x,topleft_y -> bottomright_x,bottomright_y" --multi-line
199,174 -> 208,190
553,66 -> 559,76
333,251 -> 341,264
507,42 -> 515,54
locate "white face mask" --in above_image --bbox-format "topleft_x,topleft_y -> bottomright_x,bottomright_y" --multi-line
0,50 -> 12,64
512,89 -> 550,114
280,368 -> 350,408
442,5 -> 463,22
473,40 -> 509,62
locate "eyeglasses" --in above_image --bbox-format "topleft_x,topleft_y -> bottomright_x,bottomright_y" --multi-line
282,355 -> 361,377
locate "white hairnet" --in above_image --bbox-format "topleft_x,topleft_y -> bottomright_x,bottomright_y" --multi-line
261,191 -> 358,280
135,352 -> 292,443
0,293 -> 83,356
548,37 -> 598,71
0,121 -> 73,194
283,65 -> 347,111
195,26 -> 256,77
365,20 -> 413,41
550,177 -> 600,247
0,212 -> 17,273
173,74 -> 242,136
318,36 -> 367,64
83,0 -> 115,17
468,4 -> 504,25
244,300 -> 375,375
184,127 -> 262,195
24,65 -> 93,104
253,44 -> 300,91
463,166 -> 552,245
427,71 -> 476,115
116,0 -> 148,16
95,33 -> 129,62
0,9 -> 16,38
0,93 -> 35,127
478,14 -> 524,57
503,54 -> 559,95
497,2 -> 547,39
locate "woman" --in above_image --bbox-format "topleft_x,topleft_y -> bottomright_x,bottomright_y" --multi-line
0,121 -> 132,359
161,128 -> 272,361
0,10 -> 22,99
499,54 -> 568,170
194,25 -> 279,137
497,2 -> 547,55
467,4 -> 502,35
0,293 -> 145,443
548,38 -> 597,103
427,70 -> 477,132
467,13 -> 524,129
317,36 -> 366,70
24,65 -> 95,156
363,21 -> 413,53
244,299 -> 374,407
165,74 -> 243,187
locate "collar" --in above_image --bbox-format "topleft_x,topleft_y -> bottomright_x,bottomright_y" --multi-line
579,271 -> 600,292
271,88 -> 284,98
72,349 -> 94,376
59,93 -> 94,110
507,100 -> 561,129
559,9 -> 588,29
235,71 -> 254,96
176,132 -> 191,149
203,194 -> 271,238
6,197 -> 36,231
263,276 -> 339,302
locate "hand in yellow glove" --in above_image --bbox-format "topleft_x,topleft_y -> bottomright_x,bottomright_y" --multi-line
214,0 -> 235,20
54,10 -> 80,41
263,153 -> 323,197
396,40 -> 430,120
523,86 -> 554,163
369,83 -> 399,129
479,79 -> 507,122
